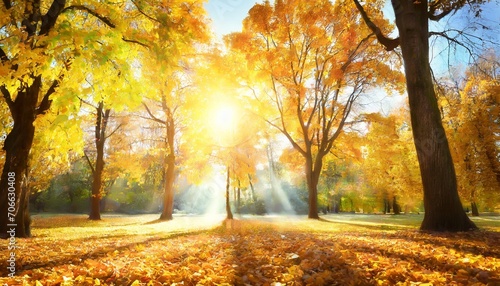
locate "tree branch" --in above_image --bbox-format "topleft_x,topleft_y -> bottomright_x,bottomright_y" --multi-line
40,0 -> 66,35
122,37 -> 149,48
36,83 -> 54,115
105,123 -> 123,140
0,46 -> 9,62
2,0 -> 12,9
429,31 -> 475,59
143,103 -> 166,125
0,86 -> 13,111
62,5 -> 116,29
352,0 -> 400,51
428,8 -> 454,21
83,150 -> 96,175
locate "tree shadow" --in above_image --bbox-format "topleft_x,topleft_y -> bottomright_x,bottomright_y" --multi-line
382,230 -> 500,257
1,228 -> 214,277
318,217 -> 414,231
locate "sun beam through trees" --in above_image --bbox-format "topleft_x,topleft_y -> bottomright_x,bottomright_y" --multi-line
0,0 -> 499,284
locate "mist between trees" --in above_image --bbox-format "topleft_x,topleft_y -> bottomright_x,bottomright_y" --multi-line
0,0 -> 499,238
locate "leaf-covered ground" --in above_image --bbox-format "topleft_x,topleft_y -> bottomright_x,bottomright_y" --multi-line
1,214 -> 499,285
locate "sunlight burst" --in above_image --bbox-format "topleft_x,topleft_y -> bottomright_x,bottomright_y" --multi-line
211,104 -> 238,132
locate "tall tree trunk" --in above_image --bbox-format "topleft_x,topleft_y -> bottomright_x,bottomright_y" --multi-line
89,102 -> 110,220
393,196 -> 401,215
392,0 -> 476,231
248,174 -> 257,203
383,195 -> 391,214
157,96 -> 177,221
333,194 -> 341,213
160,153 -> 175,220
471,201 -> 479,216
225,167 -> 233,220
0,76 -> 41,238
236,180 -> 241,214
306,156 -> 321,219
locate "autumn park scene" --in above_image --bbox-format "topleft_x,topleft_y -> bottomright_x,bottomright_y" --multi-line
0,0 -> 499,285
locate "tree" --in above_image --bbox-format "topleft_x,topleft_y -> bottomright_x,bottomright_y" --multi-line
132,0 -> 209,221
351,0 -> 488,231
227,0 -> 402,219
0,0 -> 126,238
360,112 -> 423,214
440,50 -> 500,215
84,101 -> 113,220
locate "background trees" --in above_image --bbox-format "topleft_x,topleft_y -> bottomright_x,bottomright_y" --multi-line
130,0 -> 209,221
361,112 -> 423,214
0,0 -> 497,238
227,0 -> 403,218
0,0 -> 129,237
440,50 -> 500,215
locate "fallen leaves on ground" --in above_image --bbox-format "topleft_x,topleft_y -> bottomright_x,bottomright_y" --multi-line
0,215 -> 499,285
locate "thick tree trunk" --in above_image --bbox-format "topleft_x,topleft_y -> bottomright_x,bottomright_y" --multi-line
0,77 -> 40,238
225,167 -> 233,220
393,196 -> 401,215
393,0 -> 476,231
306,156 -> 321,219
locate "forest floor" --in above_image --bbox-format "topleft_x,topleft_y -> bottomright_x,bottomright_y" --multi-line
1,213 -> 499,285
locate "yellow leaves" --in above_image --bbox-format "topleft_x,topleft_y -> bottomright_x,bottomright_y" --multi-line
6,215 -> 500,285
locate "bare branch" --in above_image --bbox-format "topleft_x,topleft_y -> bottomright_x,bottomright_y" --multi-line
143,103 -> 166,125
83,151 -> 96,175
352,0 -> 400,51
105,123 -> 123,140
428,9 -> 454,21
429,31 -> 475,59
265,117 -> 307,157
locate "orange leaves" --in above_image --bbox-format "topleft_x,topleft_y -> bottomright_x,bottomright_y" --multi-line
2,215 -> 500,285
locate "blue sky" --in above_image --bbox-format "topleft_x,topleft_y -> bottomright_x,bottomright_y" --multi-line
203,0 -> 499,64
202,0 -> 499,114
204,0 -> 259,36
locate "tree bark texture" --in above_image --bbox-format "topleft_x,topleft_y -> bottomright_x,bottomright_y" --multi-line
306,156 -> 321,219
392,0 -> 476,231
0,0 -> 67,238
0,79 -> 39,237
